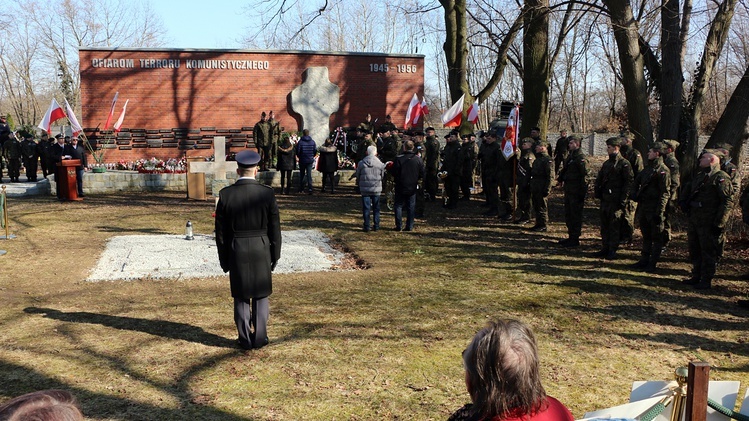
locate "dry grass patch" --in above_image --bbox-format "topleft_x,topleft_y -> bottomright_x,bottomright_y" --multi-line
0,188 -> 748,420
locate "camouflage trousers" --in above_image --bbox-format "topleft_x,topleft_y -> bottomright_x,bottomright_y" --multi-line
687,213 -> 721,281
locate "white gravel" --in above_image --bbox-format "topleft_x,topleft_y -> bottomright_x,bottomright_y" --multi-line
87,229 -> 348,281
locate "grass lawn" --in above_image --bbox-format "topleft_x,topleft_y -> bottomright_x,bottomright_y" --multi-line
1,182 -> 748,420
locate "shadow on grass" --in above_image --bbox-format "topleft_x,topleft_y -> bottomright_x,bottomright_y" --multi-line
23,307 -> 235,349
96,225 -> 170,234
0,359 -> 258,421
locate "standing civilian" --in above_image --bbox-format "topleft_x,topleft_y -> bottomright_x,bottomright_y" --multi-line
392,140 -> 424,231
295,129 -> 317,194
355,146 -> 386,232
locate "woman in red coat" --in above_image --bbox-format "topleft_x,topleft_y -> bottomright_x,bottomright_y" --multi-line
448,319 -> 575,421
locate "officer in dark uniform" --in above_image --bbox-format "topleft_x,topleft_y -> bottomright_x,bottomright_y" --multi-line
497,136 -> 517,221
553,129 -> 569,178
557,135 -> 589,247
424,127 -> 441,201
37,133 -> 51,178
440,130 -> 462,209
515,137 -> 535,224
662,139 -> 680,250
215,150 -> 281,350
680,149 -> 733,290
479,131 -> 501,216
64,136 -> 87,196
593,137 -> 634,259
529,140 -> 552,231
619,131 -> 643,244
20,134 -> 38,182
378,114 -> 397,134
3,132 -> 22,182
458,133 -> 478,200
629,142 -> 670,272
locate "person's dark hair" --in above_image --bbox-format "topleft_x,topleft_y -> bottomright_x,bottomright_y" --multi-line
0,389 -> 84,421
463,319 -> 547,419
404,140 -> 415,151
302,129 -> 309,136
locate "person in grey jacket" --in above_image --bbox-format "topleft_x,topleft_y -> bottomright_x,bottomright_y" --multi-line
355,145 -> 386,232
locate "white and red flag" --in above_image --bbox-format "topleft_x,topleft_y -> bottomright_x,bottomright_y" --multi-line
413,97 -> 428,125
501,105 -> 520,160
467,98 -> 480,125
103,92 -> 119,130
404,93 -> 421,128
37,98 -> 66,134
441,94 -> 465,127
64,99 -> 83,137
113,99 -> 129,133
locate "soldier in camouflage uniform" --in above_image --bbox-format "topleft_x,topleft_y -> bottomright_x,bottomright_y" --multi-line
459,134 -> 478,200
593,137 -> 634,260
3,132 -> 22,182
267,111 -> 281,168
629,142 -> 670,272
514,137 -> 535,224
497,138 -> 517,221
479,131 -> 501,217
619,131 -> 643,244
529,141 -> 552,231
424,127 -> 441,201
553,129 -> 569,178
357,131 -> 376,164
357,114 -> 375,134
714,143 -> 741,261
20,134 -> 38,182
440,130 -> 462,209
740,186 -> 749,308
557,135 -> 589,247
379,129 -> 401,164
681,150 -> 734,290
662,139 -> 680,250
252,112 -> 271,170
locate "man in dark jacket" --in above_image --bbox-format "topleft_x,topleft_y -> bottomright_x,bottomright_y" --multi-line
64,136 -> 87,197
529,141 -> 552,231
557,135 -> 589,247
392,140 -> 424,231
423,127 -> 441,201
295,129 -> 317,194
215,150 -> 281,350
479,131 -> 501,217
441,131 -> 462,209
20,134 -> 39,182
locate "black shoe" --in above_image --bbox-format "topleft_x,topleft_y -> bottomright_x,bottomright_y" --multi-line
591,249 -> 609,258
561,239 -> 580,248
644,264 -> 657,273
373,227 -> 379,232
630,260 -> 649,269
529,225 -> 547,232
393,227 -> 402,232
404,228 -> 413,232
253,337 -> 269,349
483,210 -> 498,217
513,218 -> 530,225
363,228 -> 370,232
604,251 -> 617,260
558,238 -> 570,245
738,299 -> 749,308
499,214 -> 513,221
682,276 -> 700,285
236,339 -> 253,350
694,280 -> 712,290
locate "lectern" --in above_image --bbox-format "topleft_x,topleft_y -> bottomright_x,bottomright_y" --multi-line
57,159 -> 82,201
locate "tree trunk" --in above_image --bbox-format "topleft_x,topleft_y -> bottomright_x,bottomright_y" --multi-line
602,0 -> 653,152
678,0 -> 737,180
521,0 -> 550,139
659,0 -> 682,141
705,63 -> 749,161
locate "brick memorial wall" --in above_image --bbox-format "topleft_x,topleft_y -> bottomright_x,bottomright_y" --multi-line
79,48 -> 425,163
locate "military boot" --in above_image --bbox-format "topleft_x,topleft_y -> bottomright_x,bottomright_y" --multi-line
694,278 -> 712,290
630,259 -> 649,269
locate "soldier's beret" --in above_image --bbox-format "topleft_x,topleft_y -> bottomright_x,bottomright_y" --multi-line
606,137 -> 622,147
444,134 -> 451,139
521,137 -> 534,144
649,141 -> 667,154
461,134 -> 469,139
715,143 -> 732,152
426,127 -> 435,131
414,131 -> 424,136
449,130 -> 460,137
235,150 -> 261,168
531,126 -> 541,132
704,148 -> 724,160
620,130 -> 635,140
535,141 -> 549,148
663,139 -> 680,150
567,134 -> 581,143
486,131 -> 498,138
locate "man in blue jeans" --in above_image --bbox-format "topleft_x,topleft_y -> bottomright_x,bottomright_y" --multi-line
355,146 -> 385,232
391,140 -> 424,231
295,129 -> 317,194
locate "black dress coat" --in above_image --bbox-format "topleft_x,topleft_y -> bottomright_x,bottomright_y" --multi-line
215,178 -> 282,299
317,144 -> 339,173
276,140 -> 296,171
